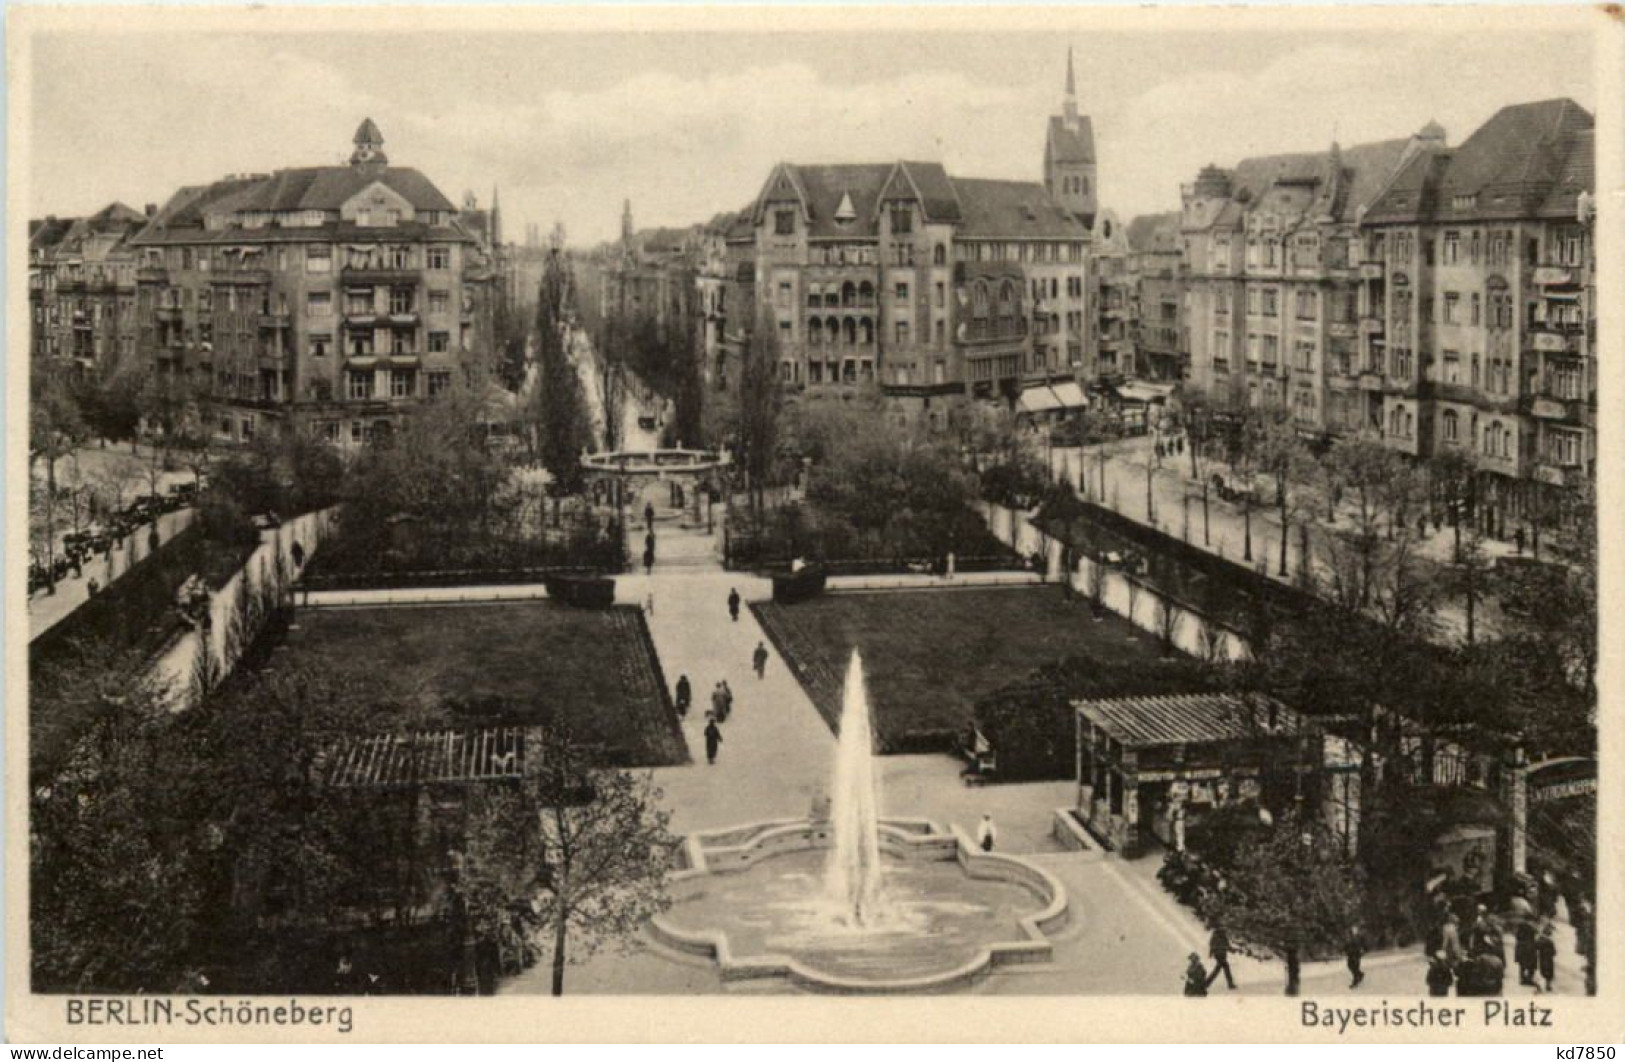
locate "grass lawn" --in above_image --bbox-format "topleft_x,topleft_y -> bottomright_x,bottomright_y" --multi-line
284,602 -> 686,766
752,586 -> 1167,753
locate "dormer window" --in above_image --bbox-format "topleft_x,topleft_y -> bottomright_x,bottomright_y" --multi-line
890,204 -> 913,235
1452,194 -> 1478,211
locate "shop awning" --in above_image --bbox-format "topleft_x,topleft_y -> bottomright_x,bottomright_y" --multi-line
1018,386 -> 1063,415
1075,693 -> 1305,749
1051,380 -> 1089,409
1118,381 -> 1176,405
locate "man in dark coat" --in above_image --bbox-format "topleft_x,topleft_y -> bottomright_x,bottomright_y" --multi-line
1514,919 -> 1539,986
645,501 -> 655,531
1426,952 -> 1454,997
704,719 -> 723,765
674,674 -> 691,717
1207,925 -> 1236,990
727,587 -> 741,622
753,641 -> 769,679
1345,924 -> 1367,988
1535,923 -> 1558,992
1183,953 -> 1209,997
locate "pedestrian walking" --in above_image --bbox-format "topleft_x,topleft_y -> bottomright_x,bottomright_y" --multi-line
1183,953 -> 1209,997
645,529 -> 656,558
675,674 -> 691,717
1426,952 -> 1454,997
1441,911 -> 1464,967
727,587 -> 741,622
1535,923 -> 1557,992
645,501 -> 655,531
1284,944 -> 1302,997
704,719 -> 723,765
976,813 -> 997,852
711,683 -> 727,723
645,591 -> 655,616
753,641 -> 769,679
1514,919 -> 1538,985
1345,924 -> 1367,988
86,577 -> 100,597
721,681 -> 734,719
643,546 -> 654,576
1207,925 -> 1236,990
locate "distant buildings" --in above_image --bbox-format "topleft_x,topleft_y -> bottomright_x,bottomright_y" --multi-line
1175,99 -> 1595,533
29,119 -> 513,447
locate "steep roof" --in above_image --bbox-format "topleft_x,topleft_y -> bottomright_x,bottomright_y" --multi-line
1126,211 -> 1181,253
889,160 -> 962,223
1365,99 -> 1594,223
784,162 -> 893,238
1047,115 -> 1095,164
218,166 -> 457,214
951,177 -> 1090,240
1229,138 -> 1411,223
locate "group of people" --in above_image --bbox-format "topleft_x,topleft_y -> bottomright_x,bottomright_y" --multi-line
1183,923 -> 1367,997
1424,899 -> 1560,997
674,639 -> 771,767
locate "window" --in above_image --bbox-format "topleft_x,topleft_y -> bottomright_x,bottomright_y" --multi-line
1443,232 -> 1460,264
428,370 -> 451,397
425,246 -> 449,270
390,370 -> 414,398
306,291 -> 332,317
307,245 -> 332,274
896,320 -> 911,346
429,290 -> 450,315
1470,293 -> 1481,327
345,290 -> 373,315
387,245 -> 410,270
350,421 -> 364,444
428,331 -> 450,353
774,209 -> 795,236
1214,329 -> 1230,355
1294,340 -> 1314,371
1443,409 -> 1460,442
777,281 -> 791,308
1262,288 -> 1279,318
1443,292 -> 1460,324
895,281 -> 909,303
390,288 -> 414,315
1262,334 -> 1280,365
1295,290 -> 1317,320
309,333 -> 331,358
391,330 -> 411,355
935,320 -> 945,346
346,372 -> 372,400
890,205 -> 913,235
1549,429 -> 1581,466
778,320 -> 792,344
1443,350 -> 1461,384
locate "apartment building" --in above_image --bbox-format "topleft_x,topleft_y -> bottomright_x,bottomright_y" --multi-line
1360,98 -> 1595,534
126,119 -> 506,446
28,203 -> 150,373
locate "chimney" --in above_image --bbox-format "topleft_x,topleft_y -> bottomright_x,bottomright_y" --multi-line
145,204 -> 158,218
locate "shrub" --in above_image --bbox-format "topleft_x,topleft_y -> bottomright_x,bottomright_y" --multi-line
771,565 -> 826,604
544,574 -> 616,608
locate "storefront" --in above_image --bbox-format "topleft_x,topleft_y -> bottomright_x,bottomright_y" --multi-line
1074,692 -> 1325,858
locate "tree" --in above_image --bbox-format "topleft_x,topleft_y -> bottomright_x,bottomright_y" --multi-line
735,307 -> 784,516
1198,811 -> 1365,989
1250,409 -> 1318,578
30,362 -> 90,592
458,727 -> 680,996
532,246 -> 591,497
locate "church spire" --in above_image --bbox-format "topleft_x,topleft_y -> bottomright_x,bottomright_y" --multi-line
1063,47 -> 1079,126
491,185 -> 503,247
621,198 -> 634,244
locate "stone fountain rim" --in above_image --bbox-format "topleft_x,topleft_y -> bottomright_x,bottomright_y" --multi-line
648,816 -> 1070,995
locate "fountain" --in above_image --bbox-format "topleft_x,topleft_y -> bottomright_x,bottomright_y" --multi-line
650,650 -> 1070,992
824,650 -> 887,927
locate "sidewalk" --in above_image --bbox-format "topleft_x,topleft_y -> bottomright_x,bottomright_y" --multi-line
1057,436 -> 1489,643
28,506 -> 196,642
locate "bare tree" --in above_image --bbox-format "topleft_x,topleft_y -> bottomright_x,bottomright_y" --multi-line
459,728 -> 681,996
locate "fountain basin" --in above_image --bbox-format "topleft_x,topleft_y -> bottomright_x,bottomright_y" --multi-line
649,818 -> 1069,993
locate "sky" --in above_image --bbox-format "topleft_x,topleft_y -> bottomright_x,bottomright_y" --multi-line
23,16 -> 1598,247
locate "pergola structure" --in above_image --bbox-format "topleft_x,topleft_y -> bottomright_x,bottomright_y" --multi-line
580,447 -> 731,525
1073,692 -> 1336,857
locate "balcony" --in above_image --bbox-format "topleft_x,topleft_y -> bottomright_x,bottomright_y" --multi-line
136,266 -> 169,285
1529,329 -> 1582,355
383,311 -> 421,327
1327,321 -> 1357,340
1526,395 -> 1583,424
1357,371 -> 1384,392
156,307 -> 184,323
344,312 -> 380,328
257,311 -> 291,329
343,266 -> 420,285
1532,265 -> 1579,289
1532,462 -> 1584,489
1359,262 -> 1385,280
1360,315 -> 1385,335
881,380 -> 967,399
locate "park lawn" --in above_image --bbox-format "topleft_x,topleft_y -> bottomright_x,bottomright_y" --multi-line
284,602 -> 686,766
752,586 -> 1167,754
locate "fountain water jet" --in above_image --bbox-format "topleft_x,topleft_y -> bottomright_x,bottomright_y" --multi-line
824,649 -> 888,926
